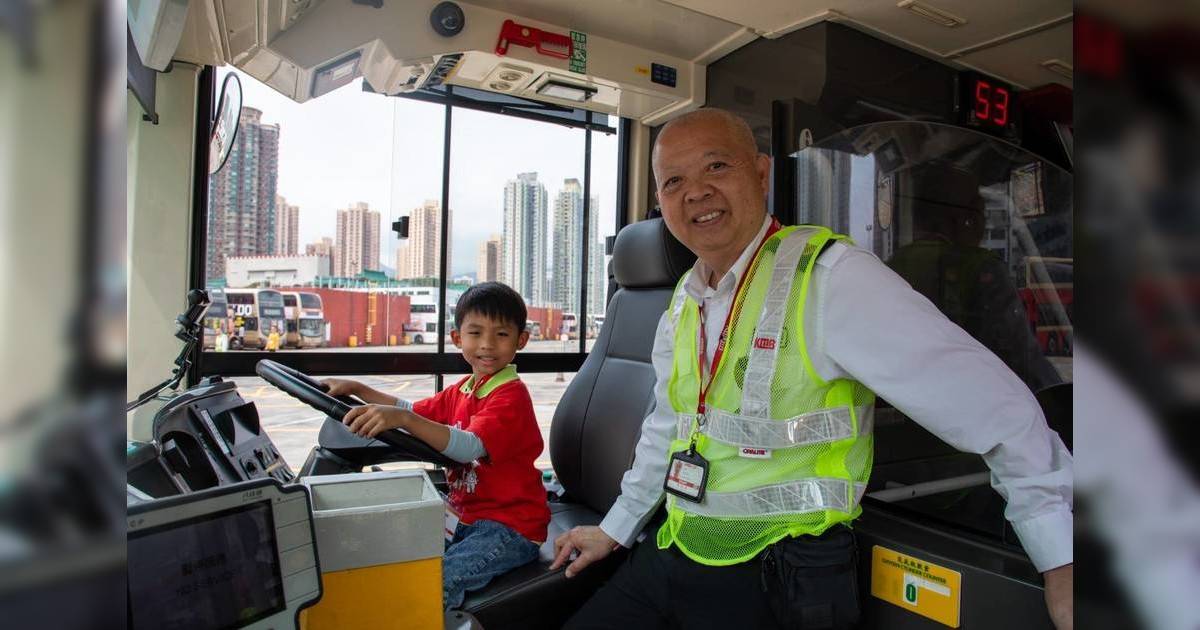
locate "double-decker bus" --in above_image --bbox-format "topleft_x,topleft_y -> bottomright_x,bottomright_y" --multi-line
561,313 -> 579,339
281,291 -> 301,348
201,287 -> 227,350
296,292 -> 327,349
281,291 -> 326,349
223,289 -> 286,350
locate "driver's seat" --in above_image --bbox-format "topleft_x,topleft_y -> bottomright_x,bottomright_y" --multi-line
460,218 -> 695,628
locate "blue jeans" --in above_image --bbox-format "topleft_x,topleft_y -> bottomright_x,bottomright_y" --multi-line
443,519 -> 540,610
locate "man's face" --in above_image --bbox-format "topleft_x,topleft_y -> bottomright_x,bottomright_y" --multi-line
653,117 -> 771,267
450,312 -> 529,377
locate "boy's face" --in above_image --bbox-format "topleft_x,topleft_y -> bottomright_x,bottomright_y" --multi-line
450,312 -> 529,377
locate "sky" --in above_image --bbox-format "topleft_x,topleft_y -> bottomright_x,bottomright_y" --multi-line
221,68 -> 619,277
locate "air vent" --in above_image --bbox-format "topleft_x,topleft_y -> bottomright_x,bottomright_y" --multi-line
897,0 -> 967,28
481,63 -> 533,93
1041,59 -> 1073,79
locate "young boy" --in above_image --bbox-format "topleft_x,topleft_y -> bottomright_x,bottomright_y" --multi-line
323,282 -> 550,610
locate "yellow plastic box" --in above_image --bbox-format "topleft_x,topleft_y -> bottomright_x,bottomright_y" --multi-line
299,470 -> 444,629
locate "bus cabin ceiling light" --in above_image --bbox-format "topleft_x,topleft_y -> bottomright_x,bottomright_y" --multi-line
897,0 -> 967,28
536,80 -> 596,103
1041,59 -> 1073,80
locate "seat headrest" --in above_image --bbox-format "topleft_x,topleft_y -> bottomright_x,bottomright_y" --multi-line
613,218 -> 696,289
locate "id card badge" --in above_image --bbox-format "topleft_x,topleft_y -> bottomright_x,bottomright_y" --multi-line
444,504 -> 461,542
663,449 -> 710,503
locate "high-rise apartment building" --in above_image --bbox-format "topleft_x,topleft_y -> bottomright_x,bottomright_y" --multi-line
476,234 -> 501,284
501,172 -> 548,305
274,195 -> 299,256
206,107 -> 279,280
334,202 -> 380,277
551,179 -> 606,316
395,200 -> 451,280
305,237 -> 334,273
551,179 -> 583,310
585,193 -> 605,317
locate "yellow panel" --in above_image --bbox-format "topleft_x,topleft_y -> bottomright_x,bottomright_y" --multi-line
870,545 -> 962,628
301,558 -> 443,630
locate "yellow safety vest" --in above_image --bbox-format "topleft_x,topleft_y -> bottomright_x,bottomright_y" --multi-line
657,225 -> 875,566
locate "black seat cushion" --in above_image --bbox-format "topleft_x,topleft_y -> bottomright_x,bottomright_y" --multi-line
462,501 -> 628,629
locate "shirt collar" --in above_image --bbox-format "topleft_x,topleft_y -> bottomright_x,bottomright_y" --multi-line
459,363 -> 519,398
684,214 -> 773,301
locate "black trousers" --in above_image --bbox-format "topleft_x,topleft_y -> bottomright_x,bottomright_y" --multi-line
564,540 -> 782,630
565,528 -> 859,630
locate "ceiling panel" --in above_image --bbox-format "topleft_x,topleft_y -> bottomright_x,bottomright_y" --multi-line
663,0 -> 1072,88
957,21 -> 1073,88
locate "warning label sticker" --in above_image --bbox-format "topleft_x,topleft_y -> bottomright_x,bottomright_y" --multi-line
870,545 -> 962,627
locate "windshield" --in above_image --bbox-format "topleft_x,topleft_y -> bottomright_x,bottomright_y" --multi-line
795,121 -> 1072,543
258,290 -> 285,321
299,293 -> 321,309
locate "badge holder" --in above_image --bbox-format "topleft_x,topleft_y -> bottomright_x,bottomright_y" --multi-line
663,415 -> 710,503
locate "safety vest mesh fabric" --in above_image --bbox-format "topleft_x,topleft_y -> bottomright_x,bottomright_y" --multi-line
657,226 -> 876,566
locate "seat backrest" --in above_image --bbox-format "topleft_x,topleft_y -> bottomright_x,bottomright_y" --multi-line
549,218 -> 695,515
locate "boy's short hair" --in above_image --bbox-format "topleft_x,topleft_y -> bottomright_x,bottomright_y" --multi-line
454,282 -> 527,333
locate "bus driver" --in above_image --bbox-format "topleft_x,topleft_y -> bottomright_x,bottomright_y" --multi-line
551,109 -> 1073,630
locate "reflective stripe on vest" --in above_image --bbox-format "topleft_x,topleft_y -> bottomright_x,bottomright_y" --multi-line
740,231 -> 811,417
679,478 -> 869,518
675,406 -> 855,449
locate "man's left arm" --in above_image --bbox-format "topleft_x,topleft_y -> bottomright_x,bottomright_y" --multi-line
816,246 -> 1072,625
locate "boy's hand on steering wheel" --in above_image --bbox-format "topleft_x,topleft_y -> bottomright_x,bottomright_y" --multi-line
321,378 -> 363,398
343,404 -> 410,438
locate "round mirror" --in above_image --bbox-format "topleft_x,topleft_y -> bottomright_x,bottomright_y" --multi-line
208,73 -> 243,175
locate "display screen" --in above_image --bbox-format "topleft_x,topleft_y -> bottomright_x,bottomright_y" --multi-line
961,73 -> 1014,130
128,501 -> 285,630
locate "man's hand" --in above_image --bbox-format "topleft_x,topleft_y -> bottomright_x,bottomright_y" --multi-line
322,378 -> 363,398
342,404 -> 409,438
1044,564 -> 1072,630
550,526 -> 619,578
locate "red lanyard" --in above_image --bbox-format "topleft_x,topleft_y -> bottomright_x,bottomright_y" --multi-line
696,218 -> 782,418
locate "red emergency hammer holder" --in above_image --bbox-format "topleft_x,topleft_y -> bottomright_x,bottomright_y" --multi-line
495,19 -> 572,60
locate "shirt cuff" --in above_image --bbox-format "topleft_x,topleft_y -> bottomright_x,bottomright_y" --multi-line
599,500 -> 647,548
1011,509 -> 1073,572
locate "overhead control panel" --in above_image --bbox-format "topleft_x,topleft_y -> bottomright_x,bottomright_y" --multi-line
173,0 -> 704,125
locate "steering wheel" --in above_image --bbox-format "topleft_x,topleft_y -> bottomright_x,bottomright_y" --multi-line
255,359 -> 457,468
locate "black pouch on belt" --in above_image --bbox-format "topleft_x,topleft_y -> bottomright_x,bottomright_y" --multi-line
760,526 -> 861,629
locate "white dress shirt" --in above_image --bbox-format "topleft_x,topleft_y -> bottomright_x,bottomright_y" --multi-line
598,215 -> 1074,572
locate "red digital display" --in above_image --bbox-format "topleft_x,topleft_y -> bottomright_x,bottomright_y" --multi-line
971,77 -> 1010,127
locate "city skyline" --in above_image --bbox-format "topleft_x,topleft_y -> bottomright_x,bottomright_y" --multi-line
220,68 -> 619,280
289,174 -> 609,311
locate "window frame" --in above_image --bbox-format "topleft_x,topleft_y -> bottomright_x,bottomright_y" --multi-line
190,71 -> 629,384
